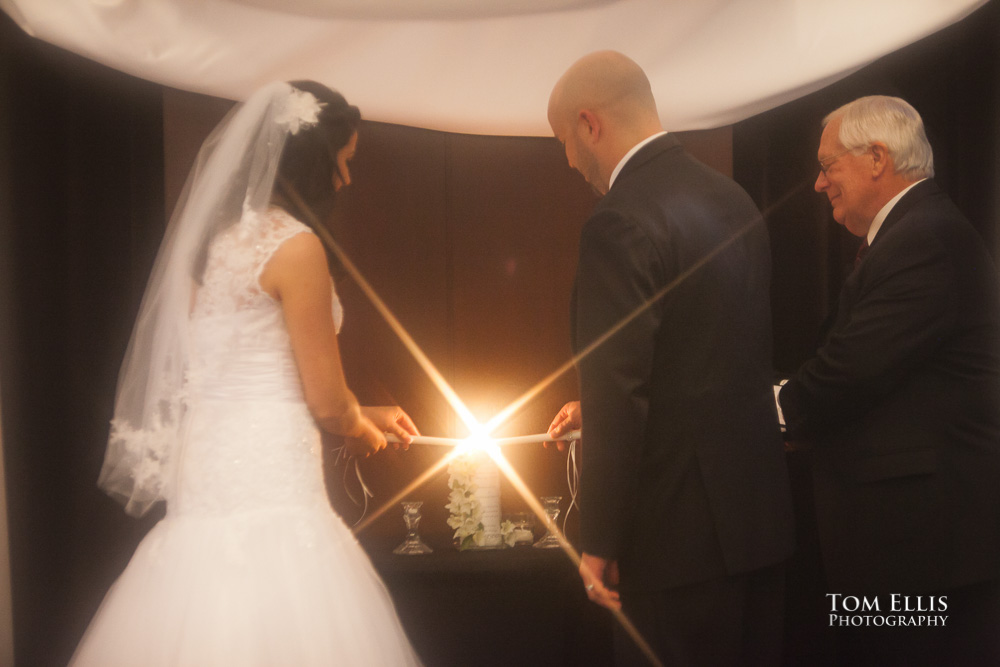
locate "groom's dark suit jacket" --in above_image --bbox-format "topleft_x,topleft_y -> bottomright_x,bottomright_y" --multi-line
574,134 -> 795,592
780,180 -> 1000,593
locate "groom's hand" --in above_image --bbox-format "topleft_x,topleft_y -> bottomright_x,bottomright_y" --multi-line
579,553 -> 621,611
546,401 -> 581,451
361,406 -> 420,450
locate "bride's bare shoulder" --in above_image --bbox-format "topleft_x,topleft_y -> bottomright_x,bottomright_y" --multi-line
258,218 -> 328,298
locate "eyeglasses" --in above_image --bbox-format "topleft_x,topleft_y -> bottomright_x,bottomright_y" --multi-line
818,147 -> 860,176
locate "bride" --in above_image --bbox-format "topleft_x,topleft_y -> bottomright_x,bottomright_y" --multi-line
70,81 -> 423,666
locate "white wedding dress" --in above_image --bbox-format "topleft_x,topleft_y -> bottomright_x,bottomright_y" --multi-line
71,208 -> 422,666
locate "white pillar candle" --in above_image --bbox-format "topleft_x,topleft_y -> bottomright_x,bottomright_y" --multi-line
469,450 -> 502,548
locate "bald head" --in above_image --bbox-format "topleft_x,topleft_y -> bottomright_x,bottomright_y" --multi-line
547,51 -> 663,193
548,51 -> 660,136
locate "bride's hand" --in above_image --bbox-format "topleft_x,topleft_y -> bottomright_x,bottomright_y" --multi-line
361,406 -> 420,450
344,416 -> 388,458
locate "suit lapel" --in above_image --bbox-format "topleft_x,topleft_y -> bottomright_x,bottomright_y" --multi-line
833,181 -> 942,336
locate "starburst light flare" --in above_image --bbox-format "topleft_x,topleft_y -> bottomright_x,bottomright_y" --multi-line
293,178 -> 808,667
386,430 -> 581,448
453,426 -> 499,458
357,430 -> 579,535
351,446 -> 463,535
309,218 -> 481,435
482,182 -> 808,437
282,183 -> 493,535
488,446 -> 665,667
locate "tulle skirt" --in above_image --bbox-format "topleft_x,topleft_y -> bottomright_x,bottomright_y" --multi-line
70,504 -> 422,666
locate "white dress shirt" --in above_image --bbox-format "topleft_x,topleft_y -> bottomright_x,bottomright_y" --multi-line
608,131 -> 669,190
867,178 -> 927,245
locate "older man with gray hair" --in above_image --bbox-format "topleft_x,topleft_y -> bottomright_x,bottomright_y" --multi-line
779,95 -> 1000,665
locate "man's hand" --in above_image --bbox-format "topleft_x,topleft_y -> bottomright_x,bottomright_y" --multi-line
360,406 -> 420,450
546,401 -> 581,451
579,552 -> 621,611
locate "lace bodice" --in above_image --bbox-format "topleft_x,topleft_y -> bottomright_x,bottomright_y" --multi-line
187,207 -> 343,402
170,207 -> 342,516
192,207 -> 326,320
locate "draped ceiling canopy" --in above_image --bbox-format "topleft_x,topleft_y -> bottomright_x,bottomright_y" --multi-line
0,0 -> 987,135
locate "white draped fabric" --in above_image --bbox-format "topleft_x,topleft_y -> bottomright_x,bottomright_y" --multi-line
0,0 -> 986,135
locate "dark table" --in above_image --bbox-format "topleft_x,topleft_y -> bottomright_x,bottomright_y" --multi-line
363,533 -> 614,667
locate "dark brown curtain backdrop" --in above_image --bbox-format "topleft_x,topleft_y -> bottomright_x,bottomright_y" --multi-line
735,0 -> 1000,373
1,1 -> 997,664
159,92 -> 733,550
0,12 -> 166,665
732,3 -> 1000,661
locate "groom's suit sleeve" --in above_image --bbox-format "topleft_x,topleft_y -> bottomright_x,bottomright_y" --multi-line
574,207 -> 664,560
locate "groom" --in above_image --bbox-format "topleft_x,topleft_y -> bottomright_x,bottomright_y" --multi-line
546,51 -> 794,665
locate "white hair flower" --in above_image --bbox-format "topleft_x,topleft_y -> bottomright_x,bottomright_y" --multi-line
276,89 -> 325,135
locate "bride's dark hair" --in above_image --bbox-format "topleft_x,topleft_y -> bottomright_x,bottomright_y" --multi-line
274,80 -> 361,225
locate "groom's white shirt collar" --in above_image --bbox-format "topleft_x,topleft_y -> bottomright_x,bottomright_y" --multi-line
609,131 -> 669,190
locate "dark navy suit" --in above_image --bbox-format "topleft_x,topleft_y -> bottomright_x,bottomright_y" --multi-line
780,180 -> 1000,664
573,133 -> 795,664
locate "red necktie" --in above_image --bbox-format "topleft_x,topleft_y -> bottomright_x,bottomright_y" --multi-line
854,239 -> 869,269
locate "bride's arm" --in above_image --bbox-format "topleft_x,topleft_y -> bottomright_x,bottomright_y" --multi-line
260,232 -> 386,454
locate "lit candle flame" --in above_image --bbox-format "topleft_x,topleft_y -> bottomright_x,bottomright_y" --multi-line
279,179 -> 796,667
454,428 -> 502,460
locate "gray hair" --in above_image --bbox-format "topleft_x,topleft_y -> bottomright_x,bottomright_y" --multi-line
823,95 -> 934,180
